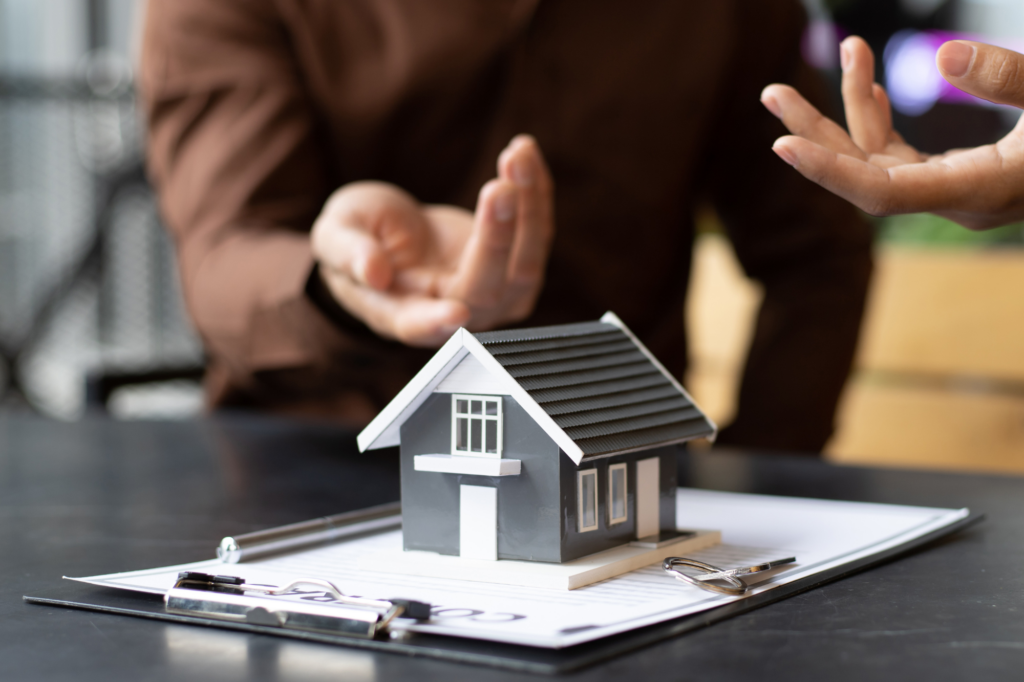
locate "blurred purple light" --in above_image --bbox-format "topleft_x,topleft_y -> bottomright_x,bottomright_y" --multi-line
884,30 -> 1024,116
802,20 -> 844,70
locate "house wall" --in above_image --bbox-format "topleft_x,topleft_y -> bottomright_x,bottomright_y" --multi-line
399,393 -> 564,562
558,445 -> 679,562
659,447 -> 679,532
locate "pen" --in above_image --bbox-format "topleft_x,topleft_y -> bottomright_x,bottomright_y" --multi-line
663,556 -> 798,596
692,557 -> 797,582
218,501 -> 401,563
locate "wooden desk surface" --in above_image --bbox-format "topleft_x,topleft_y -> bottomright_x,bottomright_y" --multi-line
1,415 -> 1022,681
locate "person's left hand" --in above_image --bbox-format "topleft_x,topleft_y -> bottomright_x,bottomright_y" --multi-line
311,135 -> 554,347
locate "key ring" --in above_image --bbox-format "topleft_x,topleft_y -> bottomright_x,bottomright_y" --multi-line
662,557 -> 748,596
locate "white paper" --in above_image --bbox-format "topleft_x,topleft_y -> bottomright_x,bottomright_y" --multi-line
71,488 -> 968,648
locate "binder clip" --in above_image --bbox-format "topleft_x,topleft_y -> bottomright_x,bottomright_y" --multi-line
165,571 -> 431,639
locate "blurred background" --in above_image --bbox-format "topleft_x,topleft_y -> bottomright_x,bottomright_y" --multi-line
0,0 -> 1021,471
688,0 -> 1024,474
0,0 -> 203,421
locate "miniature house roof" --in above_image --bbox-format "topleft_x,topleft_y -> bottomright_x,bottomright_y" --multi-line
356,312 -> 717,465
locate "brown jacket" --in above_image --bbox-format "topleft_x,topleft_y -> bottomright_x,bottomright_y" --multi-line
140,0 -> 873,451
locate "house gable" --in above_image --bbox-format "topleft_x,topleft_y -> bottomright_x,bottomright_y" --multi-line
398,393 -> 563,562
357,314 -> 716,464
358,330 -> 585,462
433,353 -> 510,395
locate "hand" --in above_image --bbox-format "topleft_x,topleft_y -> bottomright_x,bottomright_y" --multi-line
310,135 -> 554,347
760,36 -> 1024,230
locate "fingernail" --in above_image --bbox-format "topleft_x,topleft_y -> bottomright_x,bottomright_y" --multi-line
511,133 -> 533,147
772,143 -> 798,168
353,257 -> 370,284
937,41 -> 976,78
761,92 -> 782,119
493,188 -> 517,222
354,245 -> 378,286
511,157 -> 534,187
839,42 -> 850,72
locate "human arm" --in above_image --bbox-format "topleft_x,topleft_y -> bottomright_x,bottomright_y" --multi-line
140,0 -> 554,412
705,1 -> 873,453
140,0 -> 343,396
761,36 -> 1024,230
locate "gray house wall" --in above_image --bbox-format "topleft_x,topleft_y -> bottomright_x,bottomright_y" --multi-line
399,393 -> 563,562
558,444 -> 679,562
400,393 -> 681,564
658,446 -> 679,532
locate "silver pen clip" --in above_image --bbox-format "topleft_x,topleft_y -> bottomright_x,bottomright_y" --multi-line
692,557 -> 797,582
662,557 -> 797,596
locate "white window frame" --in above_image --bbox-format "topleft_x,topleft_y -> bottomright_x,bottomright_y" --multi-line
577,469 -> 599,533
608,463 -> 628,525
451,394 -> 503,459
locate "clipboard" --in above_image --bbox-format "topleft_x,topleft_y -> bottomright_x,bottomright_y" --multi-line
24,503 -> 982,674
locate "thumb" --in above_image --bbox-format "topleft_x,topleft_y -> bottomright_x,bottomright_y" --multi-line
937,41 -> 1024,109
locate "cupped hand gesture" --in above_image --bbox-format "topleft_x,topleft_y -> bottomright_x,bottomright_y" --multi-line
761,36 -> 1024,230
311,135 -> 554,347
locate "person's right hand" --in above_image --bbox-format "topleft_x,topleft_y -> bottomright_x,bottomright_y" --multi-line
310,135 -> 554,347
761,37 -> 1024,230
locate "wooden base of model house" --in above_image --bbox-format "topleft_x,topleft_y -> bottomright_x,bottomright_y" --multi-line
359,528 -> 721,590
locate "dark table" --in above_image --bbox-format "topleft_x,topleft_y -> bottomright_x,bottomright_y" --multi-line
2,414 -> 1022,681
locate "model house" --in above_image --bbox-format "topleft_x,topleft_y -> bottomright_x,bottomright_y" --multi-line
357,312 -> 716,564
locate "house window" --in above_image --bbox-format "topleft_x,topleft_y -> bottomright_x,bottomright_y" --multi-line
452,394 -> 502,458
578,469 -> 599,532
608,463 -> 628,525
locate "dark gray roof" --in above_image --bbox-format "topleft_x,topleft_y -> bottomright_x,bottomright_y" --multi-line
474,321 -> 715,459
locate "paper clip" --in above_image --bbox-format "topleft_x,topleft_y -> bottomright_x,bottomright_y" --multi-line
165,571 -> 431,639
662,557 -> 796,596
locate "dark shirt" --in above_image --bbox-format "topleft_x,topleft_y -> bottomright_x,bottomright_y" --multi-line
140,0 -> 873,451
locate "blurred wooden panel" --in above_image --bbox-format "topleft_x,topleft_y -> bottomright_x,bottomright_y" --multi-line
686,232 -> 1024,471
685,234 -> 761,427
686,234 -> 762,369
685,363 -> 739,431
858,250 -> 1024,380
830,248 -> 1024,471
827,381 -> 1024,473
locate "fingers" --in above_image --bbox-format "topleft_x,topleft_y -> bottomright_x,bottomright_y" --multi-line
840,36 -> 891,153
320,267 -> 470,347
872,83 -> 894,135
761,84 -> 865,159
311,182 -> 428,291
446,178 -> 520,308
771,135 -> 910,215
497,135 -> 555,317
312,217 -> 392,290
312,181 -> 476,346
937,41 -> 1024,109
772,135 -> 991,217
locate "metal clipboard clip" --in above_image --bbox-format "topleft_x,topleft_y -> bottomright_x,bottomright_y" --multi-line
165,572 -> 432,639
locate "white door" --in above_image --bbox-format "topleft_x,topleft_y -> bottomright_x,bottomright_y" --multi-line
460,485 -> 497,560
635,457 -> 660,540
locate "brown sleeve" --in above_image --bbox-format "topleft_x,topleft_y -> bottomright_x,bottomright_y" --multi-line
703,0 -> 874,453
139,0 -> 421,418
